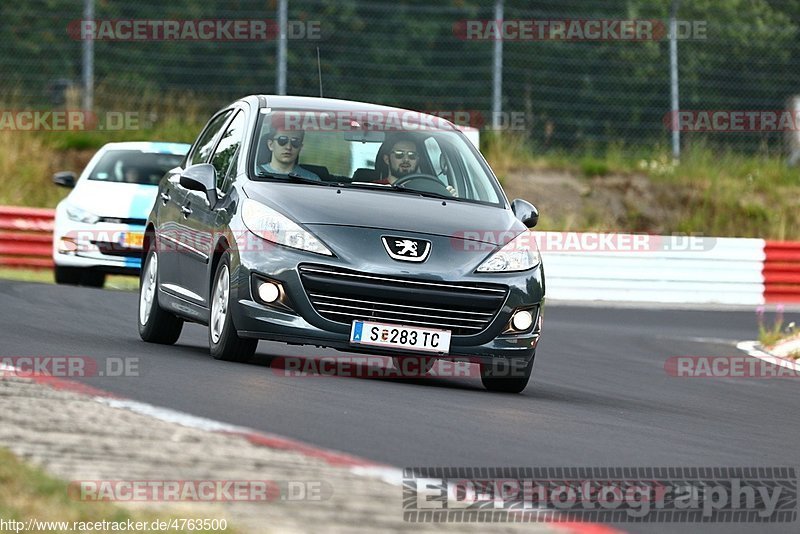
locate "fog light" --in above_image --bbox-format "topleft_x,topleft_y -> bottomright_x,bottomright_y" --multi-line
257,280 -> 281,303
511,309 -> 533,331
57,237 -> 78,254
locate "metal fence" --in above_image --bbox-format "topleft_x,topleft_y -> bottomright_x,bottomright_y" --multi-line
3,0 -> 800,155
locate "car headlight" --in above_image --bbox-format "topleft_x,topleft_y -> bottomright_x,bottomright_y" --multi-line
241,198 -> 333,256
65,204 -> 100,224
476,231 -> 540,273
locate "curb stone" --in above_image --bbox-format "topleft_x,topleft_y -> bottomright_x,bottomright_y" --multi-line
0,369 -> 598,533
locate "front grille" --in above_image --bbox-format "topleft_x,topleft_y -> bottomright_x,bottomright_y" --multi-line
92,241 -> 141,258
299,264 -> 508,336
99,216 -> 147,226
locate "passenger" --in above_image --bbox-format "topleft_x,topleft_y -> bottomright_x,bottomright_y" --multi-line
259,129 -> 320,181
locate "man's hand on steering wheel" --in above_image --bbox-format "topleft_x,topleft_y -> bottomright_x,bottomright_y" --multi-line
393,173 -> 458,197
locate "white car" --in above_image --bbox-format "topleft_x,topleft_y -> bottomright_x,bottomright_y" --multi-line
52,141 -> 190,287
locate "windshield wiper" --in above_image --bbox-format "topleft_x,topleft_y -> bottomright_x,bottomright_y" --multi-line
255,171 -> 333,186
256,173 -> 462,200
334,180 -> 462,201
390,183 -> 462,201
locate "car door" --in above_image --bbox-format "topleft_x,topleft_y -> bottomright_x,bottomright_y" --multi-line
157,109 -> 232,301
181,109 -> 247,302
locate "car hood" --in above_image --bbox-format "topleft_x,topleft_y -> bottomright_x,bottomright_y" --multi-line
67,181 -> 158,220
243,182 -> 525,246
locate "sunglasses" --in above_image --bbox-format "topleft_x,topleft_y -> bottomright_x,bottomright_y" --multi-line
271,136 -> 303,149
391,150 -> 418,160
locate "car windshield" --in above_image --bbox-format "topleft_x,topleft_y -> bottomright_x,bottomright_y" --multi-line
88,150 -> 184,185
251,109 -> 504,205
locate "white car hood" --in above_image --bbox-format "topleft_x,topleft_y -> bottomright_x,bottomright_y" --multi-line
67,180 -> 158,220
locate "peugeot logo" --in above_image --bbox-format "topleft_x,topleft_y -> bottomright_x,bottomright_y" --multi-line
381,236 -> 431,262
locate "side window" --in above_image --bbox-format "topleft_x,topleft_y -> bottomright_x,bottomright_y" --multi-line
189,111 -> 232,166
425,137 -> 443,176
424,136 -> 454,191
222,147 -> 240,190
450,145 -> 500,203
210,111 -> 245,189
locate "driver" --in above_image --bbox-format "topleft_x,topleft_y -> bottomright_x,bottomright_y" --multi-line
376,135 -> 420,185
376,135 -> 456,196
123,165 -> 141,183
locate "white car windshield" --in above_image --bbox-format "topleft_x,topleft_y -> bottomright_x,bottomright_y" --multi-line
252,109 -> 503,205
88,150 -> 184,185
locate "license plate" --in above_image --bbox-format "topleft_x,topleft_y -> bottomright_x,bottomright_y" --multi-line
350,320 -> 451,354
121,231 -> 144,249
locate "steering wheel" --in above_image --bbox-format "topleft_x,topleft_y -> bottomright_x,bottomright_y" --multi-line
392,173 -> 450,194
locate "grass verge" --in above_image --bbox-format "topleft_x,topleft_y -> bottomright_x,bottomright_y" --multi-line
0,448 -> 237,534
0,268 -> 139,291
481,132 -> 800,239
757,306 -> 800,359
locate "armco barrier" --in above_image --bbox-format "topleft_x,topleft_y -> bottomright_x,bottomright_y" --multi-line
0,206 -> 55,269
2,205 -> 800,304
763,240 -> 800,304
539,233 -> 797,305
539,234 -> 768,305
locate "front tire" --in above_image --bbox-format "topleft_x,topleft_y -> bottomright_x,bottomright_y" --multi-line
54,266 -> 82,285
81,270 -> 105,288
138,248 -> 183,344
480,352 -> 535,393
209,252 -> 257,362
55,266 -> 105,287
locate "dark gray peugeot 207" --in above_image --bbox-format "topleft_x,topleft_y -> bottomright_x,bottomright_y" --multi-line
138,95 -> 544,393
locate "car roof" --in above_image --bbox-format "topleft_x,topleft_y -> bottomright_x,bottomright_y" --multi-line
248,95 -> 459,132
98,141 -> 191,155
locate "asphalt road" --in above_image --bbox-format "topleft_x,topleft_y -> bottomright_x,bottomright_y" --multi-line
1,279 -> 798,533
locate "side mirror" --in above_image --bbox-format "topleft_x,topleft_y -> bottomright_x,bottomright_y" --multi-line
510,198 -> 538,228
52,171 -> 77,188
180,164 -> 218,207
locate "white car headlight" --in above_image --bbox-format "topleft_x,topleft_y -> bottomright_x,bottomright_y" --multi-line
241,198 -> 333,256
65,204 -> 100,224
476,231 -> 540,273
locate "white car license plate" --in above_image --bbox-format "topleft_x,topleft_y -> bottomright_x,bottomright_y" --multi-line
120,231 -> 144,249
350,320 -> 451,353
